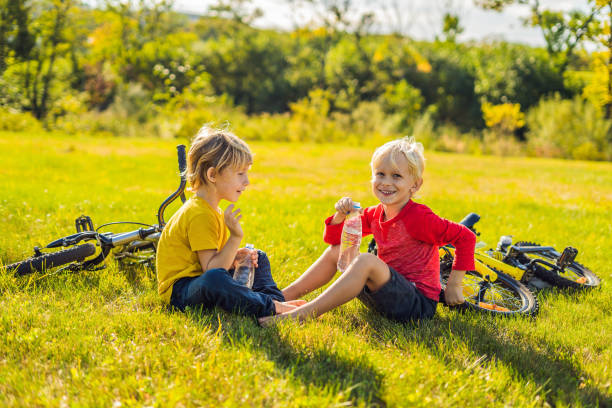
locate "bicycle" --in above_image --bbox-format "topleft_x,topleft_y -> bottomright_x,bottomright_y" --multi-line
4,145 -> 188,276
368,213 -> 540,317
434,212 -> 600,317
459,213 -> 601,291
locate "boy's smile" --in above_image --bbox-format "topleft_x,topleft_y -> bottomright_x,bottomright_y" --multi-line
371,154 -> 421,216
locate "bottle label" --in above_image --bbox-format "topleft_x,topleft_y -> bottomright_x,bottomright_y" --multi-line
343,226 -> 361,235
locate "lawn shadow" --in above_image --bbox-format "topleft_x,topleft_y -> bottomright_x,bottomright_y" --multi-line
186,308 -> 387,407
361,309 -> 609,407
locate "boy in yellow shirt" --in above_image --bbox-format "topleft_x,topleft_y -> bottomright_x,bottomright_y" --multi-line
157,126 -> 300,317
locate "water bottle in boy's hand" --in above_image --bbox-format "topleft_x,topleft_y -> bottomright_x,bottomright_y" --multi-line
338,203 -> 362,273
233,243 -> 256,288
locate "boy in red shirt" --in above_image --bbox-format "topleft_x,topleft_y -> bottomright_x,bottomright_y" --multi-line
259,137 -> 475,325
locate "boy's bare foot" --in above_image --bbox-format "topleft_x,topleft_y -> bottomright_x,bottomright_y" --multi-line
273,300 -> 300,314
285,299 -> 307,307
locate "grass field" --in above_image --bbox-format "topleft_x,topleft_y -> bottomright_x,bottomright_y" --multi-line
0,130 -> 611,407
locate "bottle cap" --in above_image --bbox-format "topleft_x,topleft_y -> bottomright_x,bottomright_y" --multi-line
353,202 -> 361,209
246,243 -> 255,250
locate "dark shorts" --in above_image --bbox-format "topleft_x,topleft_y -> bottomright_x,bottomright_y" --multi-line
357,266 -> 437,322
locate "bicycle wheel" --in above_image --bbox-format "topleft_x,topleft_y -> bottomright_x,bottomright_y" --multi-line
514,241 -> 601,289
440,257 -> 538,316
5,244 -> 96,276
114,242 -> 156,268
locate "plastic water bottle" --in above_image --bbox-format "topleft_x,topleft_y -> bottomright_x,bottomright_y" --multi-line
337,203 -> 362,273
233,243 -> 256,288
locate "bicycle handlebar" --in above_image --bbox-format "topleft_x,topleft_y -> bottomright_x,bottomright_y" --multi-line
177,144 -> 187,174
156,144 -> 188,227
177,144 -> 187,204
459,213 -> 480,232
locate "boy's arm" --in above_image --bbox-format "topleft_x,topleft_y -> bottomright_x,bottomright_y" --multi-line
195,204 -> 244,272
406,207 -> 476,271
444,270 -> 466,305
197,235 -> 243,271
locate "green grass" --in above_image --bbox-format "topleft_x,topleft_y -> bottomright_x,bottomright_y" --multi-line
0,130 -> 611,407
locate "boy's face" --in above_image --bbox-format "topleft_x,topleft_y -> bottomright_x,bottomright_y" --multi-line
371,153 -> 421,208
214,164 -> 251,202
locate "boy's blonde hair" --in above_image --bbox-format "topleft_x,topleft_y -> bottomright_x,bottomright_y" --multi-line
186,125 -> 253,190
371,136 -> 425,179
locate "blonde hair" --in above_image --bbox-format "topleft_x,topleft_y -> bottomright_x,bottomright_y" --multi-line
370,136 -> 425,179
186,125 -> 253,190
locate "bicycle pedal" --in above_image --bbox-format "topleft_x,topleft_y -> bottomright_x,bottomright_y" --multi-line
557,247 -> 578,270
75,215 -> 94,232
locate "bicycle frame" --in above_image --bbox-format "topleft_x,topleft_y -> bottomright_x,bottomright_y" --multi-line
440,246 -> 500,281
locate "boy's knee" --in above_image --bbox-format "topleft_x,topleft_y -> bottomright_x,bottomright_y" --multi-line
257,249 -> 270,264
355,252 -> 378,266
200,268 -> 229,286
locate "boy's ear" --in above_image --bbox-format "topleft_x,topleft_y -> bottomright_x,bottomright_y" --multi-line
206,167 -> 217,183
413,178 -> 423,192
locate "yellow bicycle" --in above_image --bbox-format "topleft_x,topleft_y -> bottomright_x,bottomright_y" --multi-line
438,213 -> 600,316
458,213 -> 600,290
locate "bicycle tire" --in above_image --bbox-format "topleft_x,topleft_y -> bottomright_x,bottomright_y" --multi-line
5,244 -> 96,276
440,257 -> 538,316
514,241 -> 601,289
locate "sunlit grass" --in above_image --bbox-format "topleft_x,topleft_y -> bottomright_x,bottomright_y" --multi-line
0,130 -> 611,407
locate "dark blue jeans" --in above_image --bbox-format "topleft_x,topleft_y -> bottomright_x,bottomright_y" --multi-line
170,250 -> 285,318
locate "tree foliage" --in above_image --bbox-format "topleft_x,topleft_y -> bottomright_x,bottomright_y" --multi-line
0,0 -> 608,160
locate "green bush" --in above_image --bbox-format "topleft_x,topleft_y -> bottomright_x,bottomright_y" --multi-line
0,109 -> 42,132
526,96 -> 612,160
379,80 -> 424,132
413,42 -> 482,130
174,106 -> 242,141
288,89 -> 342,143
235,112 -> 291,142
469,43 -> 565,112
197,29 -> 292,113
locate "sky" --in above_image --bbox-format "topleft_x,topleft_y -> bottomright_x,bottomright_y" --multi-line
173,0 -> 588,47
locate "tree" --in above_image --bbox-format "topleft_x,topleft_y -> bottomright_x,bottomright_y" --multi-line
0,0 -> 35,74
477,0 -> 612,117
102,0 -> 176,81
440,12 -> 464,43
476,0 -> 600,74
584,0 -> 612,117
17,0 -> 79,119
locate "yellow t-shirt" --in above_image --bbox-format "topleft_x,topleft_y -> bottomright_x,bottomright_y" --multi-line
156,196 -> 229,303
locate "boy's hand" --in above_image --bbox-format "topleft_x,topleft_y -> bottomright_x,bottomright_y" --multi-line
224,204 -> 243,238
444,270 -> 466,305
335,197 -> 355,214
331,197 -> 360,224
233,247 -> 258,269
